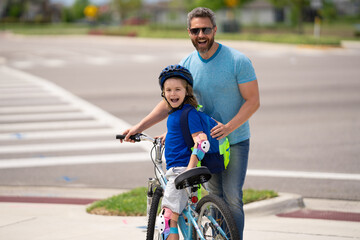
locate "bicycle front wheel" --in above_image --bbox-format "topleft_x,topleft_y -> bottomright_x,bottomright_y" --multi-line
146,187 -> 163,240
194,194 -> 240,240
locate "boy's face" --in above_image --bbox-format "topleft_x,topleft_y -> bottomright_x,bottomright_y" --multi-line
163,78 -> 187,108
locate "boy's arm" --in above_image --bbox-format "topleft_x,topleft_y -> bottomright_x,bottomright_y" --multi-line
122,100 -> 170,142
186,132 -> 208,170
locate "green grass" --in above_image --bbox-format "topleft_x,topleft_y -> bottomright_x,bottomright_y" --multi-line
2,22 -> 359,46
87,187 -> 147,216
243,188 -> 278,204
86,187 -> 278,216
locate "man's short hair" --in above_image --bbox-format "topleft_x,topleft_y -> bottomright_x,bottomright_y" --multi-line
187,7 -> 216,29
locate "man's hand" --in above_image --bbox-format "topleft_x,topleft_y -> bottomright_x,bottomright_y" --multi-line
210,122 -> 231,140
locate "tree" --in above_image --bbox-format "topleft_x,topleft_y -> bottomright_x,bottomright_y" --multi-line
72,0 -> 89,20
183,0 -> 253,11
319,0 -> 337,23
2,0 -> 51,22
182,0 -> 255,32
112,0 -> 142,22
268,0 -> 310,34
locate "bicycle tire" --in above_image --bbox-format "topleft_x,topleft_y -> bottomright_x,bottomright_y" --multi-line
194,194 -> 240,240
146,187 -> 163,240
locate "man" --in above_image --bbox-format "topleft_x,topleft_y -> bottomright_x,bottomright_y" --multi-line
123,7 -> 260,239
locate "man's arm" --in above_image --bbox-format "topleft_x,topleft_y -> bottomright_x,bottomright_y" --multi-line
122,100 -> 170,142
210,80 -> 260,140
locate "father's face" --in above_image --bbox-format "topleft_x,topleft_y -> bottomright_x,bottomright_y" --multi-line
188,17 -> 217,54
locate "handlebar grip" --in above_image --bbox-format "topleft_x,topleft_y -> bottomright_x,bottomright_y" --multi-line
116,135 -> 126,140
116,134 -> 141,142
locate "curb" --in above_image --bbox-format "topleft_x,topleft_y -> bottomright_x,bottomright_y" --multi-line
0,186 -> 305,217
244,192 -> 304,216
341,40 -> 360,50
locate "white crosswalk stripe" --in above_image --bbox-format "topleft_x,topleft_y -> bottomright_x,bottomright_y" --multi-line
0,141 -> 140,154
0,66 -> 151,169
0,120 -> 106,132
0,105 -> 79,114
0,153 -> 150,169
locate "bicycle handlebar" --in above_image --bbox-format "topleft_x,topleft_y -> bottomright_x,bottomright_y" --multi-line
116,133 -> 142,142
116,133 -> 157,143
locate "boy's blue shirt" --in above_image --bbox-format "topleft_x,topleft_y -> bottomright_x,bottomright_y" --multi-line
165,104 -> 208,169
179,43 -> 257,144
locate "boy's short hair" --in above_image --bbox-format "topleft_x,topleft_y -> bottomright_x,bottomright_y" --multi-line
187,7 -> 217,29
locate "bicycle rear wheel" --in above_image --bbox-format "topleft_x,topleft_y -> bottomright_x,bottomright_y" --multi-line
194,194 -> 240,240
146,187 -> 163,240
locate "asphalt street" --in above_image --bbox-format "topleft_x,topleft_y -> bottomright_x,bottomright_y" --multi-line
0,33 -> 359,200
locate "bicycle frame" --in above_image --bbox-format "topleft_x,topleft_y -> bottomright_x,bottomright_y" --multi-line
178,200 -> 205,240
139,135 -> 207,240
117,134 -> 231,240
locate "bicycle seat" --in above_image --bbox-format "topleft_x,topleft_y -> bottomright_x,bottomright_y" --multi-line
174,167 -> 212,190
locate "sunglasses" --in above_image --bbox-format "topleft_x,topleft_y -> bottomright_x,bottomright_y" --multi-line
189,27 -> 214,35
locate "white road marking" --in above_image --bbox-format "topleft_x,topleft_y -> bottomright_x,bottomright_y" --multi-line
0,140 -> 140,154
0,67 -> 358,182
0,152 -> 150,169
131,54 -> 156,63
85,57 -> 111,65
0,120 -> 105,132
247,169 -> 360,181
11,61 -> 34,69
40,59 -> 65,68
0,87 -> 43,93
0,129 -> 114,141
0,92 -> 55,99
0,82 -> 34,87
1,66 -> 133,135
0,105 -> 78,114
0,112 -> 92,122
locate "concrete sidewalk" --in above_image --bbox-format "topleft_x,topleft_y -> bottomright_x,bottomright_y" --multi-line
0,187 -> 359,240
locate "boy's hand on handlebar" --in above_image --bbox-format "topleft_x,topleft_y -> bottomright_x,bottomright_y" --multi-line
155,132 -> 167,145
121,127 -> 139,143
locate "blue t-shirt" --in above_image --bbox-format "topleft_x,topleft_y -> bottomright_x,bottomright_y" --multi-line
179,43 -> 257,144
165,104 -> 205,170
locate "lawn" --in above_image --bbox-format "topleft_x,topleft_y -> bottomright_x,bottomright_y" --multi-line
1,21 -> 359,46
86,187 -> 278,216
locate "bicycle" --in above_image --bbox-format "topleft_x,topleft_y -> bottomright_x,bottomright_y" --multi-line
116,133 -> 239,240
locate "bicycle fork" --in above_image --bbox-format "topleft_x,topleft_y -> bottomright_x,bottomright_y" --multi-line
146,177 -> 157,220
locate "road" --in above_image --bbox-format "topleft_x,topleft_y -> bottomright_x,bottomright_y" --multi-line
0,33 -> 359,200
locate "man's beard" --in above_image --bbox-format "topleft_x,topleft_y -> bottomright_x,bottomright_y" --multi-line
191,36 -> 215,54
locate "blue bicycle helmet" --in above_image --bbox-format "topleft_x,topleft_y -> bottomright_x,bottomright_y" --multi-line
159,65 -> 193,90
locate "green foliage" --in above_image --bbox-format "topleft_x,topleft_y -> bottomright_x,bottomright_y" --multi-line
217,32 -> 341,45
3,22 -> 351,45
319,0 -> 337,23
185,0 -> 225,11
268,0 -> 310,33
184,0 -> 255,11
72,0 -> 90,20
113,0 -> 142,21
8,3 -> 22,18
